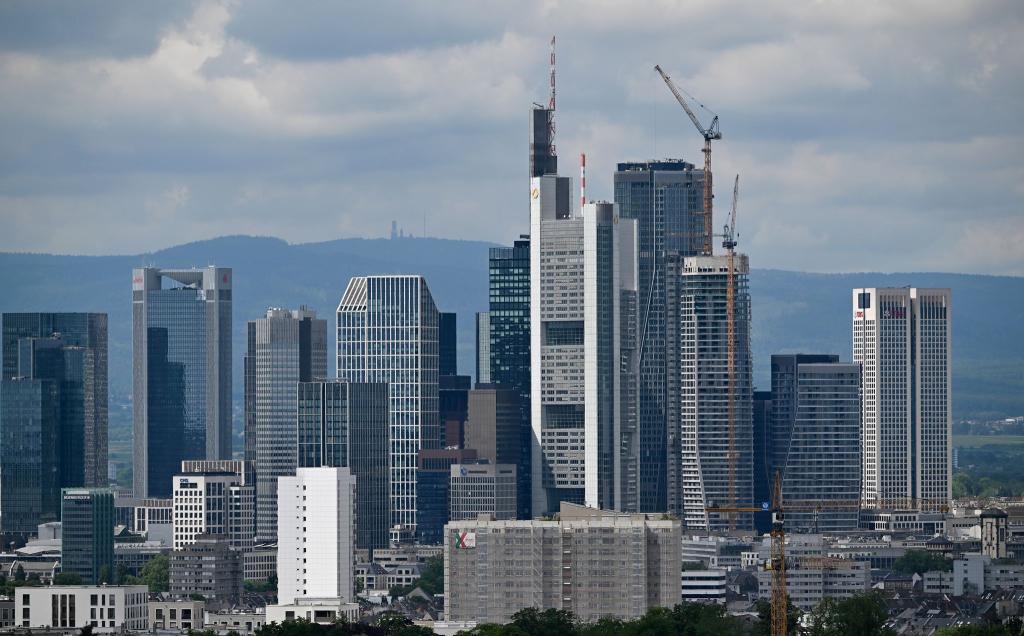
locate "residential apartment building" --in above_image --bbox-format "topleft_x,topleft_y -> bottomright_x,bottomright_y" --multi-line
666,255 -> 753,530
445,503 -> 680,624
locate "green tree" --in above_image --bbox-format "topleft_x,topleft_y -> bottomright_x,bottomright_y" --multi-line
79,625 -> 94,636
753,599 -> 801,636
807,592 -> 895,636
139,554 -> 170,592
892,549 -> 953,575
98,565 -> 111,584
673,602 -> 747,636
14,565 -> 25,582
509,608 -> 576,636
935,626 -> 1017,636
54,571 -> 84,585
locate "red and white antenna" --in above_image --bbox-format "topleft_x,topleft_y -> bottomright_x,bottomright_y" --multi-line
548,36 -> 556,155
580,153 -> 587,212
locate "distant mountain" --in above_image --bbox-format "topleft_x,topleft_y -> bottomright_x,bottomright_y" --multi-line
2,235 -> 1021,420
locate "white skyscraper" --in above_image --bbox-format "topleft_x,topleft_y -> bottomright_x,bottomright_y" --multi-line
666,254 -> 754,531
276,467 -> 356,605
172,462 -> 254,551
853,287 -> 951,510
529,175 -> 639,515
336,275 -> 439,534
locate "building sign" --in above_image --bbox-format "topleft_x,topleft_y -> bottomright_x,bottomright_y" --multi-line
454,531 -> 476,549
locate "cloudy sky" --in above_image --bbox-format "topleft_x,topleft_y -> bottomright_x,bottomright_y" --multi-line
0,0 -> 1021,274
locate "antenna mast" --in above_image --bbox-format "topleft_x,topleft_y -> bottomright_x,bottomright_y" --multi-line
580,153 -> 586,212
548,36 -> 556,155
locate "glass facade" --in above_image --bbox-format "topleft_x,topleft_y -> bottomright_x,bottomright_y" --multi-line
337,276 -> 439,533
770,355 -> 862,532
61,488 -> 115,584
1,313 -> 108,489
132,268 -> 231,498
614,160 -> 705,513
0,378 -> 59,533
296,380 -> 389,552
244,307 -> 326,543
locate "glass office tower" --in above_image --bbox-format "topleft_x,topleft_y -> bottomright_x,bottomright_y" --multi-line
337,275 -> 439,535
132,267 -> 231,498
297,380 -> 389,552
244,307 -> 327,543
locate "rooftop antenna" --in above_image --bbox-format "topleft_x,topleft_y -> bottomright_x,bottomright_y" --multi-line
579,153 -> 587,213
548,36 -> 556,155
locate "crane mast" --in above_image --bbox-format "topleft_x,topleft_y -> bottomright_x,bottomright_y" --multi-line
654,64 -> 721,256
725,175 -> 739,529
769,471 -> 788,636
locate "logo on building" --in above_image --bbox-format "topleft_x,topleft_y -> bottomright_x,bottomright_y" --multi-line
454,531 -> 476,549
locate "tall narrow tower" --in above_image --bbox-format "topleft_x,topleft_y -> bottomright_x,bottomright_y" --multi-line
132,267 -> 232,498
853,287 -> 951,510
666,255 -> 753,530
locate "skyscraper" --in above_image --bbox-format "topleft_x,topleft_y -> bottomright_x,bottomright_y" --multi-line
132,267 -> 231,498
172,464 -> 254,551
2,312 -> 108,488
296,380 -> 389,552
244,307 -> 327,543
614,160 -> 706,512
439,312 -> 458,377
277,467 -> 356,605
769,354 -> 862,532
475,312 -> 491,385
853,287 -> 952,510
529,107 -> 557,178
61,488 -> 115,584
487,236 -> 531,516
337,275 -> 439,533
0,375 -> 59,533
666,255 -> 753,530
530,175 -> 639,515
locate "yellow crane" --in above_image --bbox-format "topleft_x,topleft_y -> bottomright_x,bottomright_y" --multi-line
654,64 -> 721,256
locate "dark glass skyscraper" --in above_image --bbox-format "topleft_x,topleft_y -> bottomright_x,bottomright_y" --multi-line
614,160 -> 705,512
2,312 -> 108,488
296,380 -> 389,552
61,488 -> 115,584
770,354 -> 862,532
439,312 -> 458,377
487,236 -> 531,517
132,268 -> 231,498
0,375 -> 59,533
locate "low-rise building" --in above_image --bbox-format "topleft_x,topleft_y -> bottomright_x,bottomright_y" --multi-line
169,534 -> 242,605
680,569 -> 727,605
445,503 -> 681,624
205,608 -> 266,634
0,597 -> 14,627
265,599 -> 358,625
754,535 -> 870,611
13,585 -> 148,632
243,543 -> 277,582
114,541 -> 170,577
150,598 -> 204,631
954,553 -> 1024,596
923,570 -> 954,595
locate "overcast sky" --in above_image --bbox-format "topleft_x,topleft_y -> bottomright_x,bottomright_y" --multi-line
0,0 -> 1021,274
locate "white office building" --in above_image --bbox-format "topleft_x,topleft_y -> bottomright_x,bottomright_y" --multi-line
276,467 -> 356,606
853,287 -> 951,510
529,174 -> 639,515
172,463 -> 255,551
337,275 -> 439,534
14,585 -> 148,632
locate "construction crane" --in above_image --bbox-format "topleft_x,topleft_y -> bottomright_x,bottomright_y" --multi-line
654,64 -> 721,256
724,175 -> 739,528
705,471 -> 788,636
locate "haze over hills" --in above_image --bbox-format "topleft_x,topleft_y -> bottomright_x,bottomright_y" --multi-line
1,234 -> 1021,420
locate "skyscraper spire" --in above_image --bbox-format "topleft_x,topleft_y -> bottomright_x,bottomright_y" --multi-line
548,36 -> 556,155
